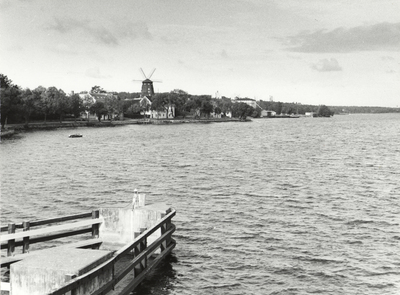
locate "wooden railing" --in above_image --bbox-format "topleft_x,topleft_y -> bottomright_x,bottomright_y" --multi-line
48,209 -> 176,295
0,211 -> 100,257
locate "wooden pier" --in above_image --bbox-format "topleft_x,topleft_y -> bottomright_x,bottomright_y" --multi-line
0,198 -> 176,295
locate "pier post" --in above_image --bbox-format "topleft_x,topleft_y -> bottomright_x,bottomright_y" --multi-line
7,223 -> 15,257
92,210 -> 100,238
22,221 -> 30,253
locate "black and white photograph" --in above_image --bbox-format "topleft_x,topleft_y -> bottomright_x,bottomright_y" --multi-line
1,1 -> 399,294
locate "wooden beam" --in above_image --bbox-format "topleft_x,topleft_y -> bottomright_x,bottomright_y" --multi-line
1,239 -> 104,268
0,228 -> 93,250
29,212 -> 92,227
0,218 -> 103,243
0,212 -> 92,232
0,282 -> 10,292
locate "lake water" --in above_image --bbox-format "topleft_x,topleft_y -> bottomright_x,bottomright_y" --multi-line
1,114 -> 399,295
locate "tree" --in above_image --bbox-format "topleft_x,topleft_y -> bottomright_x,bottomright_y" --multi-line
0,74 -> 13,89
37,87 -> 55,122
69,94 -> 83,122
82,94 -> 94,121
316,105 -> 334,117
52,88 -> 68,123
218,97 -> 233,117
200,96 -> 213,118
104,96 -> 115,120
126,103 -> 141,117
151,93 -> 168,119
1,74 -> 21,129
90,101 -> 107,121
188,96 -> 202,118
90,85 -> 106,94
252,107 -> 261,118
232,102 -> 253,120
275,101 -> 283,115
20,88 -> 37,125
170,90 -> 188,118
113,96 -> 125,120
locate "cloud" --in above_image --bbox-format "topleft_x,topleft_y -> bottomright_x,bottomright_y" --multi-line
284,22 -> 400,52
47,18 -> 152,46
221,49 -> 228,59
46,18 -> 86,34
311,58 -> 342,72
85,68 -> 111,79
381,56 -> 395,61
51,43 -> 78,55
118,22 -> 152,40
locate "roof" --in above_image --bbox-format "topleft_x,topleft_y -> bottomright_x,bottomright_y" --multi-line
235,98 -> 256,101
77,92 -> 118,103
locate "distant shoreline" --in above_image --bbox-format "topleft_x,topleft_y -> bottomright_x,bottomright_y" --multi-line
0,118 -> 244,138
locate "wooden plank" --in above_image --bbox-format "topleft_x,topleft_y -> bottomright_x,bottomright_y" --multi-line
0,223 -> 23,232
1,239 -> 104,268
0,282 -> 10,291
0,218 -> 102,243
29,212 -> 92,227
0,212 -> 92,232
62,239 -> 104,250
25,228 -> 93,245
0,228 -> 93,250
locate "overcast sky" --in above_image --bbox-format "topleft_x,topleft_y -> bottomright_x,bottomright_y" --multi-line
1,0 -> 399,107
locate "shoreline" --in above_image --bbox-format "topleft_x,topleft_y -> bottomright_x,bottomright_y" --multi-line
0,118 -> 245,138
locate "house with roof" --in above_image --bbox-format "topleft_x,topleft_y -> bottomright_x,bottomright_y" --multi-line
78,91 -> 120,120
233,97 -> 257,108
124,95 -> 175,119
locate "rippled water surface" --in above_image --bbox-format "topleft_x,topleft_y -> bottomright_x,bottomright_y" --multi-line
1,114 -> 400,295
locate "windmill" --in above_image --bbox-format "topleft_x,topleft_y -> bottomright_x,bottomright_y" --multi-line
133,68 -> 162,98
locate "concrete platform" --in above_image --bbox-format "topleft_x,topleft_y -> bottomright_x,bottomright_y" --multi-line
99,203 -> 171,251
10,247 -> 113,295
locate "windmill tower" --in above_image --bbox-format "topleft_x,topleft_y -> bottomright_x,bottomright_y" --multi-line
133,68 -> 161,98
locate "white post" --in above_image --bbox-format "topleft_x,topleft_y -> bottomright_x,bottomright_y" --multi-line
132,189 -> 139,209
138,194 -> 146,207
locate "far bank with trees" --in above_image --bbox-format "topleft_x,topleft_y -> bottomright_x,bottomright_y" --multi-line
2,73 -> 399,130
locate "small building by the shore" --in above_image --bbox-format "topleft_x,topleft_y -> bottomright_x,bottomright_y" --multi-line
261,110 -> 276,117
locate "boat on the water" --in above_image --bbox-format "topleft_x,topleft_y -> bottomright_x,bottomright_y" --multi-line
69,134 -> 83,138
0,192 -> 176,295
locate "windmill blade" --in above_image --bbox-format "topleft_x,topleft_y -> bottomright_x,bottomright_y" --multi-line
140,68 -> 147,79
148,68 -> 156,79
132,79 -> 144,82
152,80 -> 162,83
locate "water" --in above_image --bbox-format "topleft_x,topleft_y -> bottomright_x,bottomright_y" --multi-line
1,114 -> 399,295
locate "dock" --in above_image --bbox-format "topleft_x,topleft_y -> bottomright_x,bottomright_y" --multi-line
0,194 -> 176,294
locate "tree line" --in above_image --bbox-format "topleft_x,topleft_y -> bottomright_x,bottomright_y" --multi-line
2,73 -> 398,129
0,74 -> 259,128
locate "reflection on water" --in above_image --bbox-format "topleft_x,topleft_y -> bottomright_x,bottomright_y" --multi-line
1,114 -> 400,295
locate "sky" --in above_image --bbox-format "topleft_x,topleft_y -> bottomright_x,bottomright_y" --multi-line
1,0 -> 399,107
